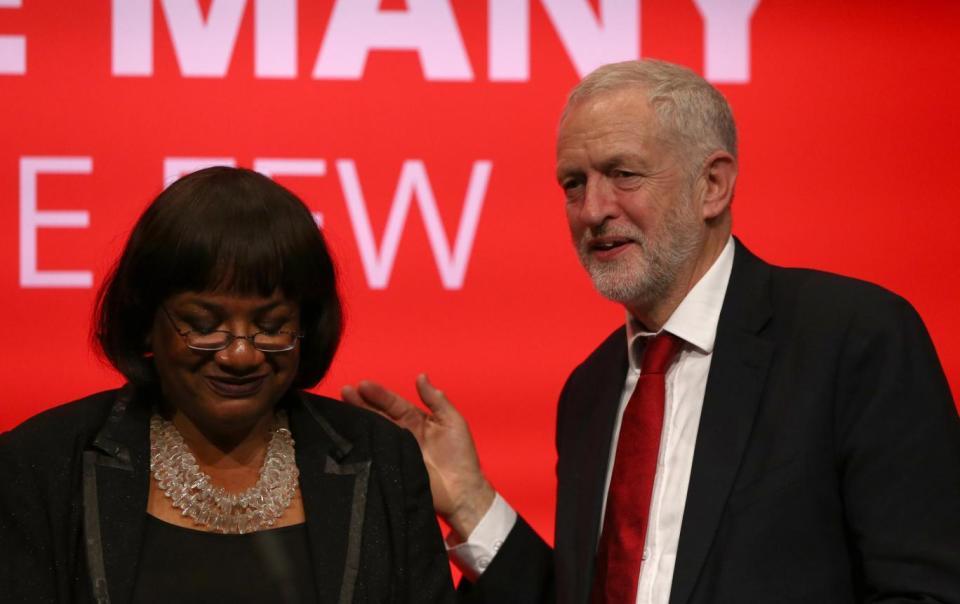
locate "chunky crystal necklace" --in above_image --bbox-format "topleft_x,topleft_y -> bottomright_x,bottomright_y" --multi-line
149,411 -> 299,534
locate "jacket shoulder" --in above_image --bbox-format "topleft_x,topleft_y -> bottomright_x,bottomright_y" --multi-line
774,264 -> 904,301
769,265 -> 921,330
0,389 -> 120,457
733,241 -> 914,324
295,391 -> 417,453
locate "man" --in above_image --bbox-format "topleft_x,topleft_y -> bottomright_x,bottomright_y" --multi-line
343,60 -> 960,603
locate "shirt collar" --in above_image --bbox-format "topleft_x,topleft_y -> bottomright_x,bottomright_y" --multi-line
627,236 -> 735,370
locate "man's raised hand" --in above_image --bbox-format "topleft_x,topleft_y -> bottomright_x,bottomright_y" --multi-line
341,374 -> 495,540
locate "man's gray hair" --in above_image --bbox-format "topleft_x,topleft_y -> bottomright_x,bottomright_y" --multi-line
564,60 -> 738,168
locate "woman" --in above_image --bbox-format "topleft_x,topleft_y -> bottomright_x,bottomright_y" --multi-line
0,167 -> 455,603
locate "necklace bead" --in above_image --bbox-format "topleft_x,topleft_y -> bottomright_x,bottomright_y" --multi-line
149,412 -> 298,534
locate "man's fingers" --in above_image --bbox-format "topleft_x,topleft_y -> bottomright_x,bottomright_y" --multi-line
341,384 -> 396,423
415,373 -> 461,420
341,384 -> 374,410
343,376 -> 459,428
341,384 -> 360,405
343,380 -> 424,425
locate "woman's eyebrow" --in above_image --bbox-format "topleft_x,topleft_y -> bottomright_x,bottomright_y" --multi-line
255,301 -> 298,314
175,298 -> 295,316
175,299 -> 222,314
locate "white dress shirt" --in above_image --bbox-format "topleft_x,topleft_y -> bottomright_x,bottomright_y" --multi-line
449,237 -> 734,604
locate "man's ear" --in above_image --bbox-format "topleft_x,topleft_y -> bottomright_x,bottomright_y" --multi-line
698,150 -> 737,220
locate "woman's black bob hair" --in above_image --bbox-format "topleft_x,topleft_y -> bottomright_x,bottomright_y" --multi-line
95,166 -> 342,389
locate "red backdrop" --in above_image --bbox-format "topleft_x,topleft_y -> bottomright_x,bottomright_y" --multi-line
2,0 -> 958,543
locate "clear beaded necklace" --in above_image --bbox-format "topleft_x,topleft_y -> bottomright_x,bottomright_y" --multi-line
149,411 -> 299,534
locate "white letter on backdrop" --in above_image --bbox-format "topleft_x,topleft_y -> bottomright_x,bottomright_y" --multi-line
488,0 -> 529,81
692,0 -> 761,83
313,0 -> 472,81
255,0 -> 296,78
253,158 -> 326,226
163,157 -> 236,187
0,0 -> 26,75
114,0 -> 295,77
160,0 -> 247,77
112,0 -> 152,75
540,0 -> 638,77
19,157 -> 93,288
336,160 -> 492,289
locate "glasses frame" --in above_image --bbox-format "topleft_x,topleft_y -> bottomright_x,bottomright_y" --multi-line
160,305 -> 304,353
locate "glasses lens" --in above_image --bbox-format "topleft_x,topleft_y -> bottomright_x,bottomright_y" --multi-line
186,332 -> 230,350
253,332 -> 297,352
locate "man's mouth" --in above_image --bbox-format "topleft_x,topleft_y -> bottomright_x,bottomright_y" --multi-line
592,240 -> 628,250
588,237 -> 634,256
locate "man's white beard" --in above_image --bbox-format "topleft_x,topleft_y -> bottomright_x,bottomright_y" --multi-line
577,199 -> 701,309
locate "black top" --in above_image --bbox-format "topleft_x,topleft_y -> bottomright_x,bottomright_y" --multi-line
132,515 -> 318,603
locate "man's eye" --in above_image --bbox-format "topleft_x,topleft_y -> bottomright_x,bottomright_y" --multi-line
611,170 -> 643,188
561,179 -> 584,198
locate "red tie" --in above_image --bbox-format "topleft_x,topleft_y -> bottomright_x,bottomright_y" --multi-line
591,332 -> 682,604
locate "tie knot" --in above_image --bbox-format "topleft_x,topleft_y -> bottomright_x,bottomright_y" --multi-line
640,332 -> 682,374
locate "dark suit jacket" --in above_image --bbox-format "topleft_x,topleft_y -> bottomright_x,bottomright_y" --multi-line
463,241 -> 960,604
0,387 -> 456,603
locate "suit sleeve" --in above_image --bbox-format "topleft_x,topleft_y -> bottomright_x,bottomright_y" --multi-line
835,295 -> 960,602
457,514 -> 555,604
454,366 -> 585,604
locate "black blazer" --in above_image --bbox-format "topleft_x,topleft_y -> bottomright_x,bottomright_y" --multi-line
462,241 -> 960,604
0,387 -> 456,603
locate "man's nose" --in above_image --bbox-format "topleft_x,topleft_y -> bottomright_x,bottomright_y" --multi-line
579,178 -> 619,226
214,336 -> 264,372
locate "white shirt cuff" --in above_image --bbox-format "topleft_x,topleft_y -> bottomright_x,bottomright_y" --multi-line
445,492 -> 517,582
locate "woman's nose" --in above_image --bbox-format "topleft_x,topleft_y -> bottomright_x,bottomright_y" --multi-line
214,336 -> 264,372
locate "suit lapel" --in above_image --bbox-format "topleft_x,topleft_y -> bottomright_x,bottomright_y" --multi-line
292,395 -> 369,604
566,329 -> 630,604
669,242 -> 775,604
83,386 -> 152,604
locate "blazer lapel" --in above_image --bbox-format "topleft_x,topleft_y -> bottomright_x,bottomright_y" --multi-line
292,395 -> 370,604
669,242 -> 775,604
83,386 -> 152,604
564,329 -> 630,604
